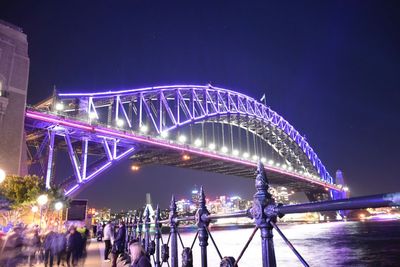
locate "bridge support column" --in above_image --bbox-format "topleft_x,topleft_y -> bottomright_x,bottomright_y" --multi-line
45,130 -> 56,189
144,207 -> 151,254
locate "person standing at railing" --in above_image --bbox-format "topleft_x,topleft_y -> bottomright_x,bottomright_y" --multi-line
112,221 -> 126,267
103,221 -> 114,262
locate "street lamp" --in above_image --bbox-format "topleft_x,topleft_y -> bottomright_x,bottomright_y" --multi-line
55,201 -> 63,231
37,194 -> 48,230
0,168 -> 5,184
31,206 -> 38,224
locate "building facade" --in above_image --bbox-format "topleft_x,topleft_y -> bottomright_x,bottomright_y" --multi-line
0,20 -> 29,176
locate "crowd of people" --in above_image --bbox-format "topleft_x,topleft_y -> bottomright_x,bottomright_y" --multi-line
101,221 -> 151,267
0,221 -> 152,267
0,223 -> 90,267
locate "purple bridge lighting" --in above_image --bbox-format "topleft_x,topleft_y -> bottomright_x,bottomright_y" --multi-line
25,84 -> 344,198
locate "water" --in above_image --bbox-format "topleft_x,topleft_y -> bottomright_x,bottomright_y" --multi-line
164,220 -> 400,266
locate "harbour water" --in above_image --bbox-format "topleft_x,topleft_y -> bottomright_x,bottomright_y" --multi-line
165,220 -> 400,266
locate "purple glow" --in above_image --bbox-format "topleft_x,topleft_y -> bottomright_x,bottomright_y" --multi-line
26,110 -> 341,192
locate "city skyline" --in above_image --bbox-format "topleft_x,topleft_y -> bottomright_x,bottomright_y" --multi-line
1,1 -> 400,210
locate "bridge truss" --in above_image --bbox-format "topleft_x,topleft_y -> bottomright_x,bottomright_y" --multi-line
25,85 -> 343,196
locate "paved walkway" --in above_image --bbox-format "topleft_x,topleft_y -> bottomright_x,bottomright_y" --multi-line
82,239 -> 108,267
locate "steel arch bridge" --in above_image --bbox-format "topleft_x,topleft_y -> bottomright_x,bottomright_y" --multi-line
25,84 -> 344,197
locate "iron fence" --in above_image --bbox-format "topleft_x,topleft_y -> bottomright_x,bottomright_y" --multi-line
119,161 -> 399,267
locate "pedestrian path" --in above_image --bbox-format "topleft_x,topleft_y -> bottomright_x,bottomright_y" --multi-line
81,239 -> 107,267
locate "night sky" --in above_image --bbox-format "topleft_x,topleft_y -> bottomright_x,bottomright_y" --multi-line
2,1 -> 400,211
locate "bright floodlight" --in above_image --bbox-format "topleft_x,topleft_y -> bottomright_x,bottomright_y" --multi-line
31,206 -> 39,213
252,155 -> 259,161
0,169 -> 5,184
160,131 -> 169,138
140,125 -> 148,133
261,157 -> 267,163
55,102 -> 64,111
288,166 -> 293,171
37,194 -> 48,206
208,143 -> 216,150
116,119 -> 124,127
194,139 -> 202,147
89,112 -> 97,120
232,149 -> 239,156
275,163 -> 281,167
282,164 -> 287,169
54,202 -> 63,211
343,186 -> 349,192
178,135 -> 187,143
243,152 -> 249,158
268,160 -> 274,165
221,146 -> 228,153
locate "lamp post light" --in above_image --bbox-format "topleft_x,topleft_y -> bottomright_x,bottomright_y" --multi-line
55,201 -> 63,231
0,168 -> 6,184
31,206 -> 39,224
37,194 -> 48,230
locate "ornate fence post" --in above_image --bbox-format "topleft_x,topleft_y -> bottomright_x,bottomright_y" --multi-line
138,211 -> 143,243
169,195 -> 179,267
132,212 -> 138,240
155,205 -> 162,267
252,161 -> 277,267
196,186 -> 210,267
144,207 -> 151,254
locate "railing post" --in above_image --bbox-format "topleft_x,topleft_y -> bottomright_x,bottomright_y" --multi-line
252,161 -> 277,267
196,186 -> 210,267
138,211 -> 143,243
132,212 -> 138,240
169,195 -> 179,267
144,207 -> 151,254
155,205 -> 162,267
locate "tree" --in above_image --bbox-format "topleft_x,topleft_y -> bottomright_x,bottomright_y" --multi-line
0,175 -> 67,225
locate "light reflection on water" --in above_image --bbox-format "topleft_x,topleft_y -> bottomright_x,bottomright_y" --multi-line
163,220 -> 400,266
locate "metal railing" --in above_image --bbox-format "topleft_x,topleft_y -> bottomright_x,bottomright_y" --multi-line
121,161 -> 399,267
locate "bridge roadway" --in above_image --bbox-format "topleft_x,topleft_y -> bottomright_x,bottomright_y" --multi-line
25,108 -> 341,194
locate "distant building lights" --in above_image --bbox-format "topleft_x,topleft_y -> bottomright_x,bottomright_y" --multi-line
208,143 -> 216,150
182,154 -> 191,160
194,138 -> 202,147
140,125 -> 148,133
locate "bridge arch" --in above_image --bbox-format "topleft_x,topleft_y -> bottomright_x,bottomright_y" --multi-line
55,85 -> 333,184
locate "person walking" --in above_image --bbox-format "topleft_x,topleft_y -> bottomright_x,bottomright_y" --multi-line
103,221 -> 114,262
66,226 -> 83,267
111,221 -> 126,267
43,229 -> 57,267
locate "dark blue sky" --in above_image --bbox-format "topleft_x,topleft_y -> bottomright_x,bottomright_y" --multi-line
2,1 -> 400,210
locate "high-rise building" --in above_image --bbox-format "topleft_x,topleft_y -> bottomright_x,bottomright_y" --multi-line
0,20 -> 29,176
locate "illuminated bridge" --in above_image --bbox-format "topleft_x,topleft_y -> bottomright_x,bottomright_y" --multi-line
25,85 -> 345,198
